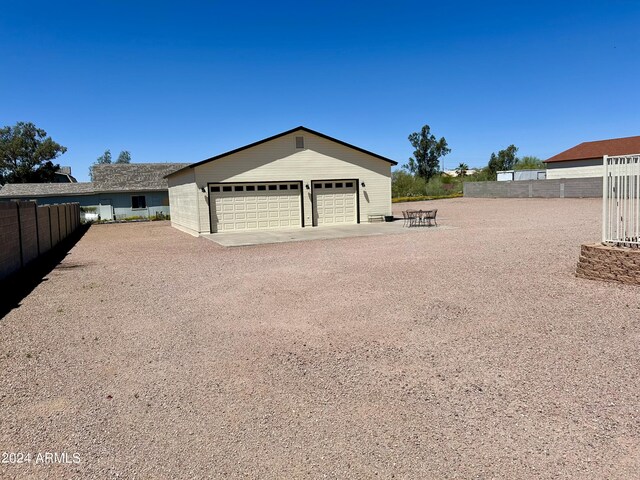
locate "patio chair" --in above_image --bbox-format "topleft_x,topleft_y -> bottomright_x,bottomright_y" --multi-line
402,210 -> 410,227
424,209 -> 438,226
406,210 -> 418,227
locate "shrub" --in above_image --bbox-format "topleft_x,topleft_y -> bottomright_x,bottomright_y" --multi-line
392,193 -> 463,203
393,171 -> 465,200
392,171 -> 428,197
425,175 -> 463,196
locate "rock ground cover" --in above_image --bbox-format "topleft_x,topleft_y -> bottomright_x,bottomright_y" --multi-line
1,197 -> 638,479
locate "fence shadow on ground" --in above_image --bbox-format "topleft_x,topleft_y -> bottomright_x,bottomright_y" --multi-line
0,223 -> 91,320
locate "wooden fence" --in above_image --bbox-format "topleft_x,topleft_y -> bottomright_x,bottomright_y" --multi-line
0,201 -> 80,281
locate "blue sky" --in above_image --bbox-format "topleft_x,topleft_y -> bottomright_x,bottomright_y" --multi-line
1,1 -> 639,181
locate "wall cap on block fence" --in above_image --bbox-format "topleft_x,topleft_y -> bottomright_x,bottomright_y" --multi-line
576,243 -> 640,286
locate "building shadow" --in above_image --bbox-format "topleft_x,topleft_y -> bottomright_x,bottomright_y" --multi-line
0,223 -> 91,320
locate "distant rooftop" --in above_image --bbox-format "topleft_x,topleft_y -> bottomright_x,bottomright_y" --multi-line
545,135 -> 640,163
0,163 -> 188,198
91,163 -> 188,190
0,182 -> 94,197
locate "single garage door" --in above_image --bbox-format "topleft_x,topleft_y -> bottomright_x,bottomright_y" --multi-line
312,180 -> 357,225
210,182 -> 302,232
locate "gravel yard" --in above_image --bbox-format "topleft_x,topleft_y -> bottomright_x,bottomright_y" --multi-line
1,197 -> 639,479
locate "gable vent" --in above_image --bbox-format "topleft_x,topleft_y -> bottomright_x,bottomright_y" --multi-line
295,136 -> 304,149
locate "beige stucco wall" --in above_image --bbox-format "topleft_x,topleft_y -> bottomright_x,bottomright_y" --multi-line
546,158 -> 603,179
167,168 -> 199,236
189,130 -> 392,233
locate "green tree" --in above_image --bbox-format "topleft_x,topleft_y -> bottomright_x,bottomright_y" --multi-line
514,155 -> 545,170
406,124 -> 451,181
456,162 -> 469,177
90,149 -> 115,180
0,122 -> 66,184
487,145 -> 518,176
116,150 -> 131,163
96,149 -> 112,164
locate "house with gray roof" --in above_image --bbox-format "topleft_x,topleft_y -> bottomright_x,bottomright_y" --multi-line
0,163 -> 187,220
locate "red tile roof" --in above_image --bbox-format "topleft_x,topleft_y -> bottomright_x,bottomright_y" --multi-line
545,135 -> 640,163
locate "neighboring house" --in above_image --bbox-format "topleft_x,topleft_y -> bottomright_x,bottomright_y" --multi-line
545,135 -> 640,179
0,163 -> 187,220
167,126 -> 397,236
54,166 -> 77,183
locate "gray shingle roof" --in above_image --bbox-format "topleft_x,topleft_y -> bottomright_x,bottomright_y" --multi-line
0,163 -> 188,198
0,182 -> 95,197
91,163 -> 188,190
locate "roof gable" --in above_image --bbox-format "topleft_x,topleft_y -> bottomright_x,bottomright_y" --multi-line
545,135 -> 640,163
168,126 -> 397,177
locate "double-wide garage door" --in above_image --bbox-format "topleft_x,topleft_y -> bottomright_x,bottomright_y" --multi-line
313,181 -> 357,225
210,182 -> 301,232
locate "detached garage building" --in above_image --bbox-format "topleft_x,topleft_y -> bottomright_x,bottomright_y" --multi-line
167,126 -> 396,235
545,135 -> 640,179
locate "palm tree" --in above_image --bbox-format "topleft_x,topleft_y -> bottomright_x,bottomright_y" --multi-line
456,163 -> 469,177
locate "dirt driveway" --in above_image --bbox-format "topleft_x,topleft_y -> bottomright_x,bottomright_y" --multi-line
1,198 -> 638,479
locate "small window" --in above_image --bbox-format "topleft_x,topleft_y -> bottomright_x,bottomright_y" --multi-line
289,184 -> 299,189
345,182 -> 354,188
257,185 -> 266,191
131,195 -> 146,209
246,185 -> 255,191
324,183 -> 332,188
234,185 -> 244,192
268,185 -> 277,190
335,182 -> 343,188
313,183 -> 322,189
279,184 -> 288,190
295,136 -> 304,149
222,186 -> 232,192
211,186 -> 220,192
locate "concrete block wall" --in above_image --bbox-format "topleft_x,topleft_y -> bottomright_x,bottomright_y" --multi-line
59,204 -> 68,239
18,202 -> 39,266
576,243 -> 640,285
65,204 -> 72,237
464,177 -> 602,198
0,201 -> 81,281
37,206 -> 52,253
50,206 -> 60,246
0,203 -> 22,281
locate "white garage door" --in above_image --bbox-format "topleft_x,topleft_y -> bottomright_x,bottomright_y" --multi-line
210,183 -> 301,232
313,180 -> 357,225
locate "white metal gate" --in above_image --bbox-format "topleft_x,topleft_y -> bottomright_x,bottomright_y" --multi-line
602,154 -> 640,247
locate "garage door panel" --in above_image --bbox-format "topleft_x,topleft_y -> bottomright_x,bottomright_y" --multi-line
313,181 -> 357,226
210,182 -> 301,232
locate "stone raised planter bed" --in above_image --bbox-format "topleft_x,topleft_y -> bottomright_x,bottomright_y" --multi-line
576,243 -> 640,285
